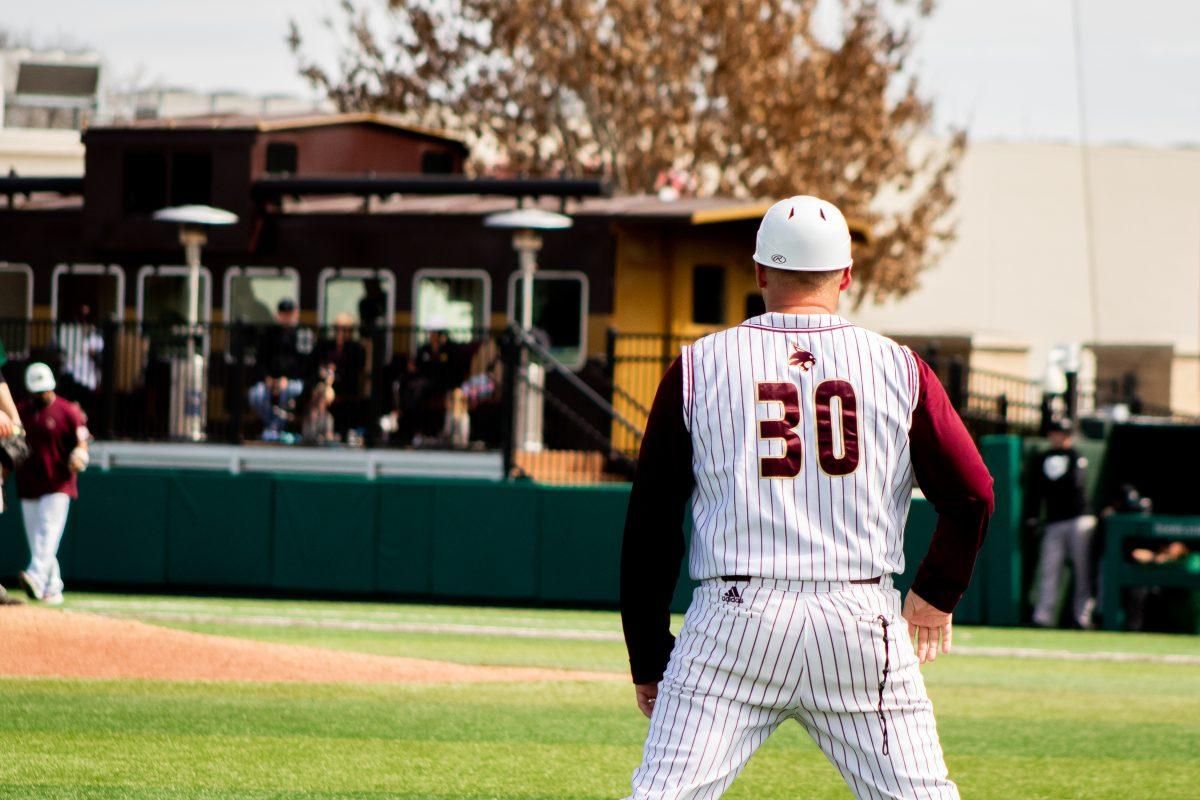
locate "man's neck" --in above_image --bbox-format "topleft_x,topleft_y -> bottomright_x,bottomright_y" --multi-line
765,301 -> 839,315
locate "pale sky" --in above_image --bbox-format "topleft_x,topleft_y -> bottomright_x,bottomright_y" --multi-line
2,0 -> 1198,147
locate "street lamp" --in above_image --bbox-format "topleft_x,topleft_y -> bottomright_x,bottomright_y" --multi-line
484,208 -> 572,454
152,204 -> 238,441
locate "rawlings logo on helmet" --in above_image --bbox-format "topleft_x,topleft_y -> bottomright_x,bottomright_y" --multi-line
770,254 -> 787,264
789,347 -> 817,372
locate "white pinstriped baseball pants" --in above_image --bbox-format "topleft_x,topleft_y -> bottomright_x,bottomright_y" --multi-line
626,577 -> 957,799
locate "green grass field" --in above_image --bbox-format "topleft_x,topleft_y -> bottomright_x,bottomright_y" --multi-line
2,592 -> 1199,799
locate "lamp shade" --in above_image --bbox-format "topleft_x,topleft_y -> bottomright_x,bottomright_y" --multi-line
484,208 -> 572,230
152,205 -> 239,226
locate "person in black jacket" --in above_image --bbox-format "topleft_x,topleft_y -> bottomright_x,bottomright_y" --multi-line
1027,418 -> 1096,628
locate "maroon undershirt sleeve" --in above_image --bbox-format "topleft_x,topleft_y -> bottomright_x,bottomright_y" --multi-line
908,354 -> 996,613
620,356 -> 695,685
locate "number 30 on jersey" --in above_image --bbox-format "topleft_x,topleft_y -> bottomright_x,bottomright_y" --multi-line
756,380 -> 860,478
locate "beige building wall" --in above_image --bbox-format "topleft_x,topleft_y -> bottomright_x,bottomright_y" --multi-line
1171,354 -> 1200,416
0,128 -> 84,175
852,140 -> 1200,409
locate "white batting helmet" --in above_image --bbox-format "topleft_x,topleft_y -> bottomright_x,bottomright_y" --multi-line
752,196 -> 853,272
25,362 -> 56,393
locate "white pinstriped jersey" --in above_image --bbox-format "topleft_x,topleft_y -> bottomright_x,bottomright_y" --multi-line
680,312 -> 919,582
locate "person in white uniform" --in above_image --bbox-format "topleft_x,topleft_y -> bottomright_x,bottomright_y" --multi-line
620,196 -> 995,799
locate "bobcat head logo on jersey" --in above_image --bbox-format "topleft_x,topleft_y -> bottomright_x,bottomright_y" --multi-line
789,347 -> 817,372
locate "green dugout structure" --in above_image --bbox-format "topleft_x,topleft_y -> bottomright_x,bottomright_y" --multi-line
0,436 -> 1025,620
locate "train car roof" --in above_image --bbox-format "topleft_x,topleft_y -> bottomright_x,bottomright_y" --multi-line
279,193 -> 870,239
85,112 -> 466,148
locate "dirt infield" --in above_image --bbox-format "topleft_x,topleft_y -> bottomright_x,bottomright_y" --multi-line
0,606 -> 622,684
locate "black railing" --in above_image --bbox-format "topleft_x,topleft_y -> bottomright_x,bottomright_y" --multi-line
495,325 -> 640,483
604,329 -> 694,453
0,318 -> 510,451
10,317 -> 1191,483
0,318 -> 648,484
604,329 -> 1200,440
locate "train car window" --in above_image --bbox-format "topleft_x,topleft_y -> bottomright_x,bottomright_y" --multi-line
52,264 -> 125,322
412,269 -> 490,342
226,268 -> 300,325
508,271 -> 588,370
123,151 -> 168,213
137,267 -> 212,326
0,264 -> 32,319
319,269 -> 397,330
420,150 -> 455,174
692,265 -> 725,325
170,152 -> 214,206
0,263 -> 33,357
265,142 -> 298,175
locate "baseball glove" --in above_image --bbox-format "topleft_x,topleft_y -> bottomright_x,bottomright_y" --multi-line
0,428 -> 30,472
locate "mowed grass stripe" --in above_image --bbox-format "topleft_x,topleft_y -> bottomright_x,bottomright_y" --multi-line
64,592 -> 1200,658
69,606 -> 1200,665
1,676 -> 1197,799
67,594 -> 631,632
81,608 -> 626,641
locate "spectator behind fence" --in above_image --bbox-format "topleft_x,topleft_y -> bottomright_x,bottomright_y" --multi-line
442,387 -> 470,448
411,327 -> 456,440
301,381 -> 336,445
54,303 -> 104,420
358,278 -> 388,335
456,337 -> 504,447
247,299 -> 313,441
313,312 -> 367,436
1026,417 -> 1097,628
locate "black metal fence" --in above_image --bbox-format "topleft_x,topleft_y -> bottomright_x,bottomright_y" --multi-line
0,318 -> 645,484
604,330 -> 1198,440
6,316 -> 1195,484
501,327 -> 640,482
0,318 -> 510,451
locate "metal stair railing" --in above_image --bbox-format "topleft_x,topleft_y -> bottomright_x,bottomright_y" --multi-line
502,324 -> 643,480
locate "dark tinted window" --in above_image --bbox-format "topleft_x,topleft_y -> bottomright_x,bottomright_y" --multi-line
123,151 -> 168,213
512,275 -> 586,366
265,142 -> 298,174
56,272 -> 120,322
170,152 -> 212,205
692,265 -> 726,325
421,150 -> 455,174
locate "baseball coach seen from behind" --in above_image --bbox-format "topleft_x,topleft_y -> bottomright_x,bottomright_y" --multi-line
619,195 -> 994,799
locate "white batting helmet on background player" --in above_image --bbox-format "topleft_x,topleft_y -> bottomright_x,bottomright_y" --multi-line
25,362 -> 56,393
752,195 -> 853,271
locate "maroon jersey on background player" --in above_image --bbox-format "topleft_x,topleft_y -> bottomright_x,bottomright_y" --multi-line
16,395 -> 88,500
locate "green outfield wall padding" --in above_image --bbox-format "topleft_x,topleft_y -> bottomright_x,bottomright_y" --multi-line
376,480 -> 437,594
431,480 -> 540,600
0,434 -> 1029,622
538,484 -> 629,604
272,476 -> 378,593
981,435 -> 1024,626
67,470 -> 169,584
894,498 -> 985,624
167,472 -> 274,588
